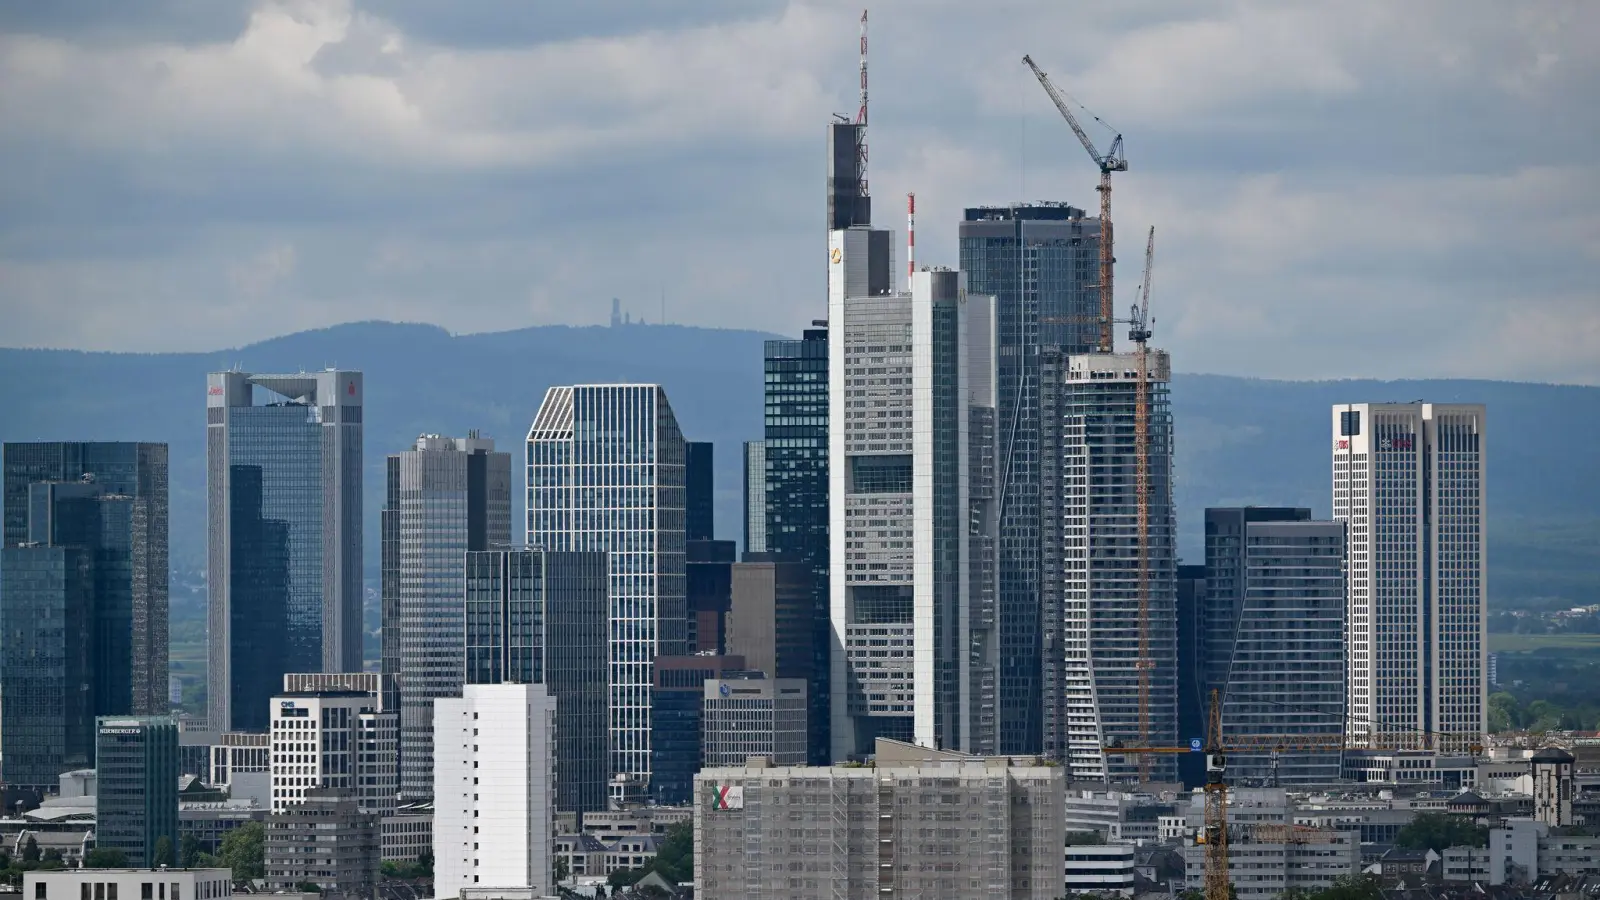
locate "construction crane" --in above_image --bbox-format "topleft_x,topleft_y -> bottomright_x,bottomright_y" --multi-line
1107,689 -> 1346,900
1022,54 -> 1127,354
1126,227 -> 1155,775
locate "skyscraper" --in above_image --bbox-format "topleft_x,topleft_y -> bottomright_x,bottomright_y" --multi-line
2,443 -> 169,788
433,684 -> 557,900
1333,402 -> 1486,752
742,441 -> 767,554
95,716 -> 179,867
269,685 -> 397,816
1203,508 -> 1346,785
464,548 -> 609,815
2,442 -> 168,714
828,261 -> 997,759
526,384 -> 686,788
206,371 -> 363,733
762,323 -> 833,764
685,441 -> 715,542
1040,350 -> 1177,782
381,433 -> 511,802
959,203 -> 1102,755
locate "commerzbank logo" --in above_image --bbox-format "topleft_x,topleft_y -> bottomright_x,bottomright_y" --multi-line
830,247 -> 842,264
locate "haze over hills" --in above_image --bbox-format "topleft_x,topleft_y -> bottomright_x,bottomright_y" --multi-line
1,320 -> 1595,608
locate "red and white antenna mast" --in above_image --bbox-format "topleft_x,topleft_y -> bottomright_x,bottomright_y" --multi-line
855,10 -> 869,202
906,192 -> 916,283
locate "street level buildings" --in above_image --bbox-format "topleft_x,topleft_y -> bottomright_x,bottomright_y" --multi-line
527,384 -> 687,790
95,716 -> 179,868
268,687 -> 397,816
433,684 -> 557,900
381,433 -> 511,801
828,253 -> 998,758
1203,508 -> 1347,785
702,676 -> 808,767
206,371 -> 363,733
1039,350 -> 1178,782
464,548 -> 609,815
649,654 -> 755,807
959,203 -> 1102,755
264,787 -> 380,897
1,442 -> 168,788
1332,403 -> 1487,751
694,739 -> 1064,900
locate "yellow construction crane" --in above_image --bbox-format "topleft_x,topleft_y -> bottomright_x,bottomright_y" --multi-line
1126,227 -> 1155,770
1022,54 -> 1127,354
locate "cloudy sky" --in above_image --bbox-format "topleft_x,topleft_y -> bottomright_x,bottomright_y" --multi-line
1,0 -> 1595,383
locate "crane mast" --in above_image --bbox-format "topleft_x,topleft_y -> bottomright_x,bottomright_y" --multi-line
1133,227 -> 1155,775
1021,55 -> 1127,354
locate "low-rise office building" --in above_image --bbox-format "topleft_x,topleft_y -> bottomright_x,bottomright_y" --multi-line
25,869 -> 233,900
264,788 -> 379,897
1063,843 -> 1136,897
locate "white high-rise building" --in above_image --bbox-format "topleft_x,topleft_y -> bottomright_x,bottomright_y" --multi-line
526,384 -> 686,788
268,684 -> 397,816
433,684 -> 556,900
827,239 -> 998,760
1332,402 -> 1486,751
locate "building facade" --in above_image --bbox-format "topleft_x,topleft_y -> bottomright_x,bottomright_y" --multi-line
95,717 -> 179,868
264,788 -> 380,896
433,684 -> 557,900
1039,350 -> 1178,782
1332,403 -> 1486,750
206,371 -> 363,733
763,322 -> 832,764
727,556 -> 815,683
694,741 -> 1064,900
741,441 -> 767,554
269,688 -> 397,816
702,677 -> 808,767
828,260 -> 997,759
649,655 -> 754,807
1203,508 -> 1347,784
2,442 -> 169,787
380,433 -> 511,802
686,441 -> 715,542
463,548 -> 609,815
527,384 -> 686,789
25,869 -> 233,900
959,203 -> 1102,755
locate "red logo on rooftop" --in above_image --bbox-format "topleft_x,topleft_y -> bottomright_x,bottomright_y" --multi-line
347,382 -> 355,396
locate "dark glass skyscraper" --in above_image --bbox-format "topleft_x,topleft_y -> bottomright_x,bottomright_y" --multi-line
95,716 -> 179,867
1,443 -> 168,788
959,204 -> 1101,754
762,324 -> 831,764
206,371 -> 362,733
464,548 -> 608,815
685,441 -> 715,542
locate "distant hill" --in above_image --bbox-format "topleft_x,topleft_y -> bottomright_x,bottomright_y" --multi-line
1,320 -> 1595,608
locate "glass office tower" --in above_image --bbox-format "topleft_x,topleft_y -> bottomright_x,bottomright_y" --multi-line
95,716 -> 179,867
206,371 -> 363,733
526,385 -> 685,790
959,204 -> 1100,754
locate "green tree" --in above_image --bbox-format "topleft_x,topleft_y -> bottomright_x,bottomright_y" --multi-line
1309,874 -> 1384,900
21,837 -> 40,863
646,821 -> 693,885
607,868 -> 644,888
154,836 -> 174,868
217,821 -> 265,880
83,848 -> 130,868
1394,812 -> 1487,854
41,850 -> 62,865
180,835 -> 203,869
553,856 -> 569,884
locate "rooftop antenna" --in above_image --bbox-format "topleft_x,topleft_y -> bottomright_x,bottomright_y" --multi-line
856,10 -> 869,201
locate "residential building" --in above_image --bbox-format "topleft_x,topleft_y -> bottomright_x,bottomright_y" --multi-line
649,655 -> 753,807
206,371 -> 363,733
264,788 -> 379,896
726,556 -> 814,683
1332,402 -> 1486,751
1203,508 -> 1347,785
828,260 -> 997,759
741,441 -> 766,555
686,441 -> 715,542
1532,747 -> 1576,826
463,548 -> 608,815
1,442 -> 168,788
94,717 -> 179,868
24,869 -> 233,900
382,433 -> 511,801
959,203 -> 1102,755
694,739 -> 1064,900
762,322 -> 832,764
433,684 -> 557,900
268,688 -> 397,816
702,677 -> 807,767
1039,351 -> 1178,782
527,383 -> 687,789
